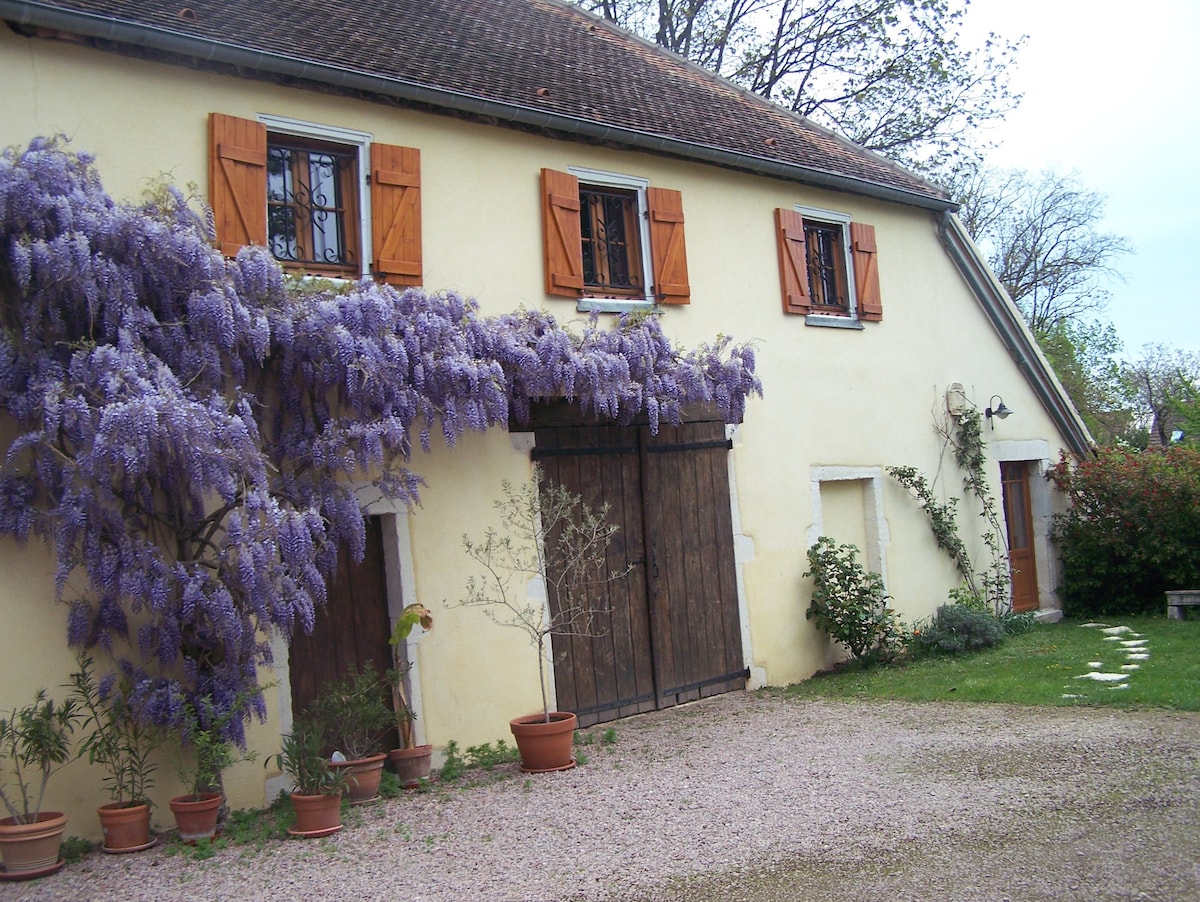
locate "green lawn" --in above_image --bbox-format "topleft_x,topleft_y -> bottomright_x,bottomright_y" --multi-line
779,616 -> 1200,711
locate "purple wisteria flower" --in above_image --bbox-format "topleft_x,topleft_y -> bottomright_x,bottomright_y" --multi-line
0,138 -> 762,741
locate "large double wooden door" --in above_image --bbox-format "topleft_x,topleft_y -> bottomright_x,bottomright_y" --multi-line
533,420 -> 746,727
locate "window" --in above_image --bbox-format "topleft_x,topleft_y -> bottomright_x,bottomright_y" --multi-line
803,219 -> 849,311
267,136 -> 360,276
541,167 -> 690,308
775,206 -> 882,323
580,184 -> 645,297
208,112 -> 422,286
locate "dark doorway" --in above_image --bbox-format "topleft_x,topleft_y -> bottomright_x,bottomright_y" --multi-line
288,516 -> 396,728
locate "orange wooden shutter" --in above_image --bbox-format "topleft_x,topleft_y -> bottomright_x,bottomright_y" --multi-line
647,187 -> 690,305
371,143 -> 422,287
208,113 -> 267,256
541,168 -> 584,297
850,221 -> 882,321
775,208 -> 812,315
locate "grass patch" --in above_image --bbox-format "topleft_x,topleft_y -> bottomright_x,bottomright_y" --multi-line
779,616 -> 1200,710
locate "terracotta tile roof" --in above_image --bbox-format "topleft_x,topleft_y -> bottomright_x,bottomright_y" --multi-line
7,0 -> 952,208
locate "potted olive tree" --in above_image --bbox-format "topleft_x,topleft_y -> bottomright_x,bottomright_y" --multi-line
0,690 -> 79,879
69,657 -> 160,853
304,668 -> 392,805
386,603 -> 434,787
268,719 -> 347,838
457,466 -> 630,772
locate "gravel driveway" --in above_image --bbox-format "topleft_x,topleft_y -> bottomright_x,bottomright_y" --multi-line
5,692 -> 1199,902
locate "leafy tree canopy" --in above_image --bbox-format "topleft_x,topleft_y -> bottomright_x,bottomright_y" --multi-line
576,0 -> 1022,170
950,166 -> 1132,333
0,138 -> 761,741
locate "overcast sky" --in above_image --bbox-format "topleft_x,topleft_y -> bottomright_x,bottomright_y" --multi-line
962,0 -> 1200,358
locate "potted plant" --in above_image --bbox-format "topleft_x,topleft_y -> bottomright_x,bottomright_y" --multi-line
0,690 -> 78,879
457,467 -> 630,772
68,657 -> 159,853
169,694 -> 255,844
268,719 -> 347,838
304,667 -> 392,805
386,603 -> 434,787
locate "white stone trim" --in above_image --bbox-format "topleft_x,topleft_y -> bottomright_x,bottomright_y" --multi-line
806,466 -> 890,587
990,439 -> 1050,467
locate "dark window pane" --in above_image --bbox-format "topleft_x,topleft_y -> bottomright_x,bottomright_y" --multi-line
804,222 -> 847,309
579,185 -> 644,295
266,138 -> 356,270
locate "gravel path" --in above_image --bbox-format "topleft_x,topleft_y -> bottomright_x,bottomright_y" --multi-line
4,692 -> 1198,902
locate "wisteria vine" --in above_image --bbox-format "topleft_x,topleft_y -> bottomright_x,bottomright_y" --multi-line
0,138 -> 761,741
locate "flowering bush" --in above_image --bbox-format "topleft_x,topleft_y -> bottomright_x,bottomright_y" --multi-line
1048,447 -> 1200,616
804,537 -> 905,665
0,138 -> 762,737
910,603 -> 1005,656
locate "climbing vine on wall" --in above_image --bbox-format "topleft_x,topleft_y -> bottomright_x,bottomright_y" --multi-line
888,408 -> 1011,612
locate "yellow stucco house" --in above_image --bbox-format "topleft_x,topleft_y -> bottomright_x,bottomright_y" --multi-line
0,0 -> 1091,832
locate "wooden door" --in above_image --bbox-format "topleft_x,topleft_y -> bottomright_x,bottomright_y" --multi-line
533,420 -> 746,727
289,516 -> 395,723
1000,461 -> 1039,613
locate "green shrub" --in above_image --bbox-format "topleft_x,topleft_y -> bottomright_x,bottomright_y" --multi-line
999,610 -> 1039,635
912,603 -> 1006,655
1048,447 -> 1200,616
804,537 -> 906,665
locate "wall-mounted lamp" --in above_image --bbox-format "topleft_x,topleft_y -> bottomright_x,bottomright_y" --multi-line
984,394 -> 1012,427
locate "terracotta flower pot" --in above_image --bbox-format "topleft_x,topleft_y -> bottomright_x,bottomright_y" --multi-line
98,801 -> 153,853
0,812 -> 67,879
329,752 -> 386,805
509,711 -> 578,773
288,792 -> 342,838
389,744 -> 433,788
169,792 -> 222,844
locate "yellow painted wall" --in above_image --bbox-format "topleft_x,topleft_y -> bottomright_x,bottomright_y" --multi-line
1,27 -> 1082,832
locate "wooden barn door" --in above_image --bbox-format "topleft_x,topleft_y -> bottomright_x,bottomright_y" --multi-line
533,420 -> 746,727
289,516 -> 395,725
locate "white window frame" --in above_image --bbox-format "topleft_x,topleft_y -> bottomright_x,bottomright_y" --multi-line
569,166 -> 655,313
794,204 -> 861,330
257,114 -> 373,279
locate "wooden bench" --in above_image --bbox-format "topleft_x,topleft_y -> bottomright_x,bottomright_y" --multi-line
1166,590 -> 1200,620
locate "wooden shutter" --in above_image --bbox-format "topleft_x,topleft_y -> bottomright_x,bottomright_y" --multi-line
208,113 -> 267,256
647,187 -> 690,305
775,208 -> 811,315
371,143 -> 422,287
541,168 -> 584,297
850,221 -> 882,321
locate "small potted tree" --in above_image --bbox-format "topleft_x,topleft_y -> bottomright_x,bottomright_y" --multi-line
304,668 -> 391,805
457,467 -> 630,772
169,694 -> 255,844
268,719 -> 347,838
386,603 -> 434,787
0,690 -> 79,879
68,657 -> 160,853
